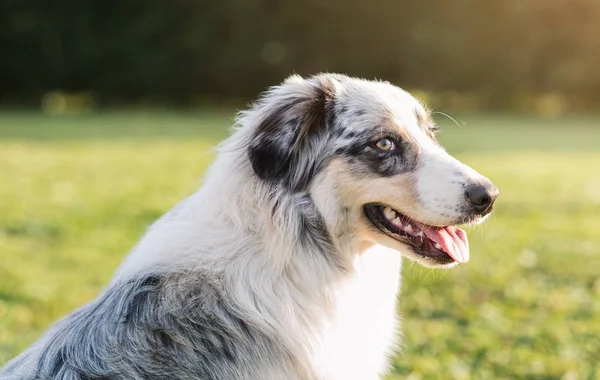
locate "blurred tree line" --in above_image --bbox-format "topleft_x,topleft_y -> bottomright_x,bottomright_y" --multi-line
1,0 -> 599,111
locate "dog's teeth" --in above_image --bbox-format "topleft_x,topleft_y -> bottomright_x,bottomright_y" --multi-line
393,217 -> 402,227
416,232 -> 424,237
404,224 -> 413,233
434,243 -> 442,249
383,207 -> 395,220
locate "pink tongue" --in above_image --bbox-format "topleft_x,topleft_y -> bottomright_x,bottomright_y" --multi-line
420,225 -> 470,263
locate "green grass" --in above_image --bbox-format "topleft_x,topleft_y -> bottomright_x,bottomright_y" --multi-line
1,111 -> 599,379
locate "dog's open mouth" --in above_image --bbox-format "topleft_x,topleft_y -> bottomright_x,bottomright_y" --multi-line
364,204 -> 469,264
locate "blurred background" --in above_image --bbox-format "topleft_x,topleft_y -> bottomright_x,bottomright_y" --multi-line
0,1 -> 599,379
2,0 -> 600,112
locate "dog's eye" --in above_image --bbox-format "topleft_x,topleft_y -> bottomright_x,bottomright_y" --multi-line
375,138 -> 396,151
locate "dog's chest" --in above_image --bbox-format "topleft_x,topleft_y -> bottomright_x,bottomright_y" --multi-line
313,246 -> 403,380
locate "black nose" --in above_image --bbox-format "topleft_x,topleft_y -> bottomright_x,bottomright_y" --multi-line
465,181 -> 499,214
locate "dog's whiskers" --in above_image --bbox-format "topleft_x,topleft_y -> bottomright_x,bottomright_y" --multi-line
432,111 -> 465,128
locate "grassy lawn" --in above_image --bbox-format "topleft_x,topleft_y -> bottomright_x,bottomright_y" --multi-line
0,111 -> 599,379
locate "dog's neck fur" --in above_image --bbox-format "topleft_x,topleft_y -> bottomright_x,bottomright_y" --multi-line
114,127 -> 402,379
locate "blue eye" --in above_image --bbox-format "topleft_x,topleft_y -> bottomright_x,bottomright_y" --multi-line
375,138 -> 396,151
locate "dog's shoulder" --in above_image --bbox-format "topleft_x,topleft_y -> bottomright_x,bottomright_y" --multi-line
0,273 -> 288,380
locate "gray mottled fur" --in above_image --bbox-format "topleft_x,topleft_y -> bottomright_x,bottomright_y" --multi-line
1,272 -> 295,380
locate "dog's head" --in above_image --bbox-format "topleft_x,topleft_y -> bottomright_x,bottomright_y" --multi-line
246,74 -> 498,268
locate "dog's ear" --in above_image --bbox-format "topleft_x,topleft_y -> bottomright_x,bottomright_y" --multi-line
247,75 -> 337,191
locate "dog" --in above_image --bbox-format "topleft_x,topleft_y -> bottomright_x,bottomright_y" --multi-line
1,73 -> 498,380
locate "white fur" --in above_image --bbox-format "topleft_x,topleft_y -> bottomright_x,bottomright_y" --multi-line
112,119 -> 403,379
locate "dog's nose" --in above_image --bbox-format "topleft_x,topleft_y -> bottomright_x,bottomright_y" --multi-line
465,180 -> 499,214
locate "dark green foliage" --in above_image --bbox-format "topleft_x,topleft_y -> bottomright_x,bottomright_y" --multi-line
1,0 -> 600,108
